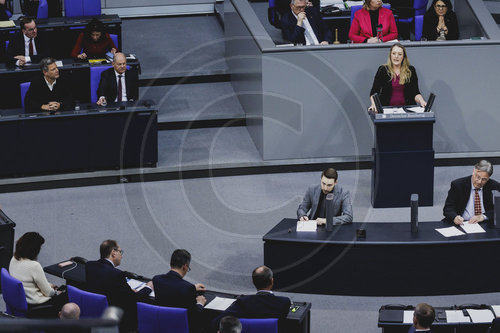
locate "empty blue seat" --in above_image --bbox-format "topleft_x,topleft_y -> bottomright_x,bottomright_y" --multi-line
37,0 -> 48,19
137,302 -> 189,333
20,82 -> 31,109
415,15 -> 424,41
240,318 -> 278,333
64,0 -> 101,17
67,285 -> 108,318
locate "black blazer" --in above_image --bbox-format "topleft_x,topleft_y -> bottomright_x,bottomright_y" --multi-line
280,7 -> 332,44
85,259 -> 151,332
422,10 -> 459,41
96,68 -> 139,103
443,176 -> 500,223
24,74 -> 73,113
6,31 -> 49,67
212,291 -> 291,333
152,271 -> 204,332
370,65 -> 421,106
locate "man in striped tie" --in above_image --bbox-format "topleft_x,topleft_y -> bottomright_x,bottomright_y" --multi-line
443,160 -> 500,225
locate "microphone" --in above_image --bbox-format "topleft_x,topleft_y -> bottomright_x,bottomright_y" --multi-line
325,193 -> 334,232
376,24 -> 383,42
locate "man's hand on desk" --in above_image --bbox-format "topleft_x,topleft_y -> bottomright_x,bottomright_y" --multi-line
96,96 -> 107,106
14,55 -> 26,66
469,215 -> 485,224
146,281 -> 154,291
196,295 -> 207,306
453,216 -> 464,225
320,41 -> 329,45
41,102 -> 61,112
316,218 -> 326,226
77,53 -> 87,60
195,283 -> 206,292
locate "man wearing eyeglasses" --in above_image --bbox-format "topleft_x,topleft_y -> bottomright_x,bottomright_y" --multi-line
280,0 -> 332,45
6,16 -> 49,67
443,160 -> 500,225
153,249 -> 207,332
86,240 -> 153,333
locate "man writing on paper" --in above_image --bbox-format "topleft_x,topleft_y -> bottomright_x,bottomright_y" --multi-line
408,303 -> 435,333
297,168 -> 353,226
443,160 -> 500,225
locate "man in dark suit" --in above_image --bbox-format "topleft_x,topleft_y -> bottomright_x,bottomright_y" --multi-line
212,266 -> 291,332
96,52 -> 138,105
443,160 -> 500,225
6,16 -> 49,67
85,240 -> 153,333
218,316 -> 241,333
408,303 -> 434,333
24,57 -> 73,113
280,0 -> 332,45
153,249 -> 207,333
297,167 -> 353,226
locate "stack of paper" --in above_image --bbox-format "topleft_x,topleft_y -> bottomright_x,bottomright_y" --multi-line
205,297 -> 235,311
467,309 -> 495,323
491,305 -> 500,317
297,220 -> 317,232
445,310 -> 471,323
436,226 -> 465,237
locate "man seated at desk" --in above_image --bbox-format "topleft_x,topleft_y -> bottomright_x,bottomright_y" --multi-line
443,160 -> 500,225
280,0 -> 332,45
96,52 -> 138,106
297,168 -> 353,225
6,16 -> 49,67
212,266 -> 291,332
85,240 -> 153,333
24,57 -> 73,113
408,303 -> 435,333
153,249 -> 207,333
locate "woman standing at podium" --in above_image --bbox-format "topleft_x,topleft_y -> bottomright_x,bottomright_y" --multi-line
368,43 -> 426,111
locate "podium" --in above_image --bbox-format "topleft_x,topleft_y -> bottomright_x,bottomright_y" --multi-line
371,111 -> 435,208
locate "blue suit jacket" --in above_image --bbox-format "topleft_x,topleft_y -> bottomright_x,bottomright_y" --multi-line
297,183 -> 353,224
212,291 -> 291,333
152,271 -> 203,332
85,259 -> 151,332
280,7 -> 332,44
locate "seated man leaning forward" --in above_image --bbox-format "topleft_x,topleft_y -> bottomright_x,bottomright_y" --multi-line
280,0 -> 332,45
443,160 -> 500,225
297,168 -> 353,225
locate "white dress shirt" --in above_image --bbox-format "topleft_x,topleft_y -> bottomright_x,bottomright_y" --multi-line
15,34 -> 37,66
44,78 -> 56,91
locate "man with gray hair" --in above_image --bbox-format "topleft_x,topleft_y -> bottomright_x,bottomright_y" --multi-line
443,160 -> 500,224
218,316 -> 241,333
280,0 -> 332,45
59,302 -> 81,320
24,57 -> 73,113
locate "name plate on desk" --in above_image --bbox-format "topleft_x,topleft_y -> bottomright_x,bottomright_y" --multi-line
374,112 -> 435,120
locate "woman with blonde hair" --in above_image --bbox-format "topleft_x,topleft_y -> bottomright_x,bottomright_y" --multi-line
369,43 -> 426,111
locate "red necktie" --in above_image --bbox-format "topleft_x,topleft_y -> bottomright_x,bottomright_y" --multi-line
29,38 -> 34,57
117,75 -> 123,102
474,189 -> 482,216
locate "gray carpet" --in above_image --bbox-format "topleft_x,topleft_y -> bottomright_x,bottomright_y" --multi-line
1,165 -> 499,332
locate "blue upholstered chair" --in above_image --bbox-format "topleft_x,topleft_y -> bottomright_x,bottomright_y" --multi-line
350,4 -> 391,23
20,82 -> 31,109
137,302 -> 189,333
67,285 -> 108,318
64,0 -> 101,17
37,0 -> 49,19
414,15 -> 424,41
1,267 -> 29,317
110,34 -> 118,49
240,318 -> 278,333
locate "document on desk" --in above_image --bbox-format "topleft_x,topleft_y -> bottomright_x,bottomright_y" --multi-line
127,278 -> 154,297
445,310 -> 471,323
435,226 -> 465,237
491,305 -> 500,317
296,220 -> 317,232
406,106 -> 425,113
460,222 -> 486,234
205,296 -> 235,311
403,311 -> 414,324
55,61 -> 63,67
383,107 -> 406,114
0,21 -> 15,28
466,309 -> 494,323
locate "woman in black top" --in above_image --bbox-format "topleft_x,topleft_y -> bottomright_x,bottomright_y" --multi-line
422,0 -> 459,41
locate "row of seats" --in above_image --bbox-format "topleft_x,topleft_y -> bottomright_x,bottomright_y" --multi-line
1,268 -> 279,333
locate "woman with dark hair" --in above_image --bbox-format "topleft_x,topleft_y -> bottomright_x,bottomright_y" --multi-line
422,0 -> 459,41
369,43 -> 426,111
71,18 -> 117,59
9,232 -> 67,317
348,0 -> 398,43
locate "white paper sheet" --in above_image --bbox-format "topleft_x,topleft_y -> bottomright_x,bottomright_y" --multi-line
491,305 -> 500,317
460,222 -> 486,234
403,310 -> 414,324
467,309 -> 495,323
55,61 -> 64,67
297,220 -> 317,232
445,310 -> 471,323
436,226 -> 465,237
204,297 -> 235,311
383,107 -> 406,114
406,106 -> 425,113
127,278 -> 145,290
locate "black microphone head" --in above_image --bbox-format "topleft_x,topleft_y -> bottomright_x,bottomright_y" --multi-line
326,193 -> 334,201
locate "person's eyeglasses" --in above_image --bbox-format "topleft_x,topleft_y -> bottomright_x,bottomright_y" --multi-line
114,248 -> 124,255
294,5 -> 306,10
435,4 -> 447,8
187,265 -> 192,272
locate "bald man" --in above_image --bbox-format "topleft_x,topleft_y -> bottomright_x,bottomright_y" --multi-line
59,302 -> 81,319
96,52 -> 138,105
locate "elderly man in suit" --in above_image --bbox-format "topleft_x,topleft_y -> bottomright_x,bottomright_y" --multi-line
280,0 -> 332,45
212,266 -> 291,332
297,168 -> 353,226
153,249 -> 207,333
443,160 -> 500,225
85,240 -> 153,333
6,16 -> 49,67
96,52 -> 138,105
